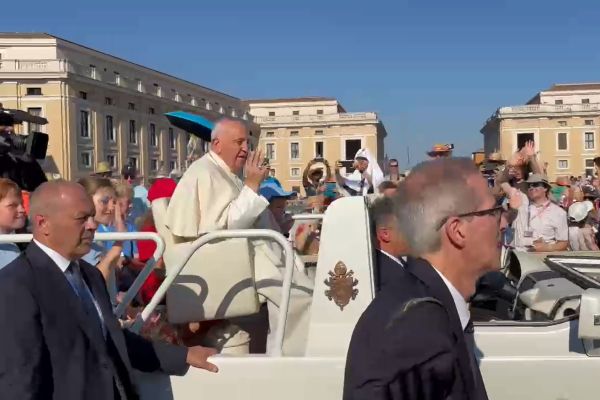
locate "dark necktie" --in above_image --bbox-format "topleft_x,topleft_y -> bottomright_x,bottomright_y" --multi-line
66,262 -> 105,339
359,178 -> 365,194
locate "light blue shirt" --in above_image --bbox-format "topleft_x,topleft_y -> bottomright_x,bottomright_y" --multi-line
82,242 -> 117,304
97,223 -> 138,258
0,243 -> 21,271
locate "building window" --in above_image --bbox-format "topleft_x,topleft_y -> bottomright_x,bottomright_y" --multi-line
105,115 -> 115,142
150,159 -> 159,171
315,130 -> 324,135
169,128 -> 176,150
585,119 -> 595,126
149,124 -> 158,146
585,132 -> 595,150
315,141 -> 324,158
582,98 -> 590,104
266,143 -> 275,160
586,159 -> 595,178
148,107 -> 155,115
27,107 -> 42,133
191,97 -> 197,106
129,157 -> 138,169
557,160 -> 569,170
80,110 -> 90,138
317,109 -> 323,115
292,185 -> 301,192
290,168 -> 300,177
90,65 -> 96,79
265,131 -> 275,138
137,79 -> 143,92
107,154 -> 117,169
79,91 -> 87,100
105,97 -> 113,105
128,102 -> 135,111
555,100 -> 563,105
114,72 -> 121,86
290,130 -> 299,136
290,142 -> 300,159
169,160 -> 176,171
558,121 -> 567,127
268,111 -> 275,117
26,87 -> 42,96
129,120 -> 137,144
269,168 -> 276,177
557,132 -> 568,150
80,151 -> 92,168
292,110 -> 299,116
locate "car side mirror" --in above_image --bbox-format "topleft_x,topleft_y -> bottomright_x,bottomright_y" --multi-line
578,289 -> 600,340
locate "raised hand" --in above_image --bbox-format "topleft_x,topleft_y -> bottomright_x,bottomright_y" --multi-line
245,150 -> 268,193
520,140 -> 536,160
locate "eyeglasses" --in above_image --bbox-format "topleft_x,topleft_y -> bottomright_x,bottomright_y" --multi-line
437,203 -> 507,230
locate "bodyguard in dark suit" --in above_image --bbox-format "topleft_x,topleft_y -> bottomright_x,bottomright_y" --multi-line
370,196 -> 409,293
0,181 -> 218,400
344,158 -> 508,400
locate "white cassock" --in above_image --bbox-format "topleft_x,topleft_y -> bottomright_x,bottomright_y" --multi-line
167,151 -> 313,355
336,148 -> 385,196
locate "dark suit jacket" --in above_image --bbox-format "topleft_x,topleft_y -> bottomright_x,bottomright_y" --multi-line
374,250 -> 406,293
0,242 -> 189,400
343,257 -> 488,400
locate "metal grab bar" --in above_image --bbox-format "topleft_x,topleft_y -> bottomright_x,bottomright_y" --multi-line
292,213 -> 324,221
0,232 -> 165,319
131,229 -> 294,357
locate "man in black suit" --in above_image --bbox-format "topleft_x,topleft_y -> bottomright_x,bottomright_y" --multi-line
370,196 -> 409,292
344,158 -> 507,400
0,181 -> 219,400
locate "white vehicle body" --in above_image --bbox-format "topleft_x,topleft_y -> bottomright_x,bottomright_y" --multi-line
5,197 -> 600,399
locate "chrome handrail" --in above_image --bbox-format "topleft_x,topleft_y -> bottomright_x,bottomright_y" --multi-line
292,213 -> 324,221
0,232 -> 165,319
131,229 -> 294,357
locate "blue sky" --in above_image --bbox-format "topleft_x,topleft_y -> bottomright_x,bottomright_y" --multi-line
4,0 -> 600,168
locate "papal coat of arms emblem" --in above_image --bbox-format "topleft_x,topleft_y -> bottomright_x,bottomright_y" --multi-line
324,261 -> 358,311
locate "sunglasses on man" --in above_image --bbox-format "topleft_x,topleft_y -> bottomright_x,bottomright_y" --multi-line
437,203 -> 508,230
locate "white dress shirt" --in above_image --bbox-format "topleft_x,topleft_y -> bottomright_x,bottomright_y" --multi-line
34,239 -> 106,334
433,267 -> 470,330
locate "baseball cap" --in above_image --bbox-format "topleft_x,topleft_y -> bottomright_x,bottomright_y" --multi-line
568,201 -> 594,222
259,178 -> 296,201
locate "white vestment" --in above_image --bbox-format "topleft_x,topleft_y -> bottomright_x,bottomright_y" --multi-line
167,151 -> 313,355
336,148 -> 385,196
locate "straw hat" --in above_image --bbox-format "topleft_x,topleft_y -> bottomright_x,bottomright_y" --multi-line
427,144 -> 452,157
95,161 -> 112,175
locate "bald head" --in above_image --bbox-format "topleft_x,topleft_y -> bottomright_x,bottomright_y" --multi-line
395,158 -> 482,255
30,180 -> 97,260
210,118 -> 250,173
30,181 -> 88,222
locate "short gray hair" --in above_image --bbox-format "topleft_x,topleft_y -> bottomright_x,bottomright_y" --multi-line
210,118 -> 247,141
395,158 -> 480,255
370,196 -> 397,228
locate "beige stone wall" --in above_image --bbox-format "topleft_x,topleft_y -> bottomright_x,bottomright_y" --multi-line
0,34 -> 255,182
258,123 -> 381,193
485,115 -> 600,182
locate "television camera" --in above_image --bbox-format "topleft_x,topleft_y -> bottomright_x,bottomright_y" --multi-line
0,105 -> 49,191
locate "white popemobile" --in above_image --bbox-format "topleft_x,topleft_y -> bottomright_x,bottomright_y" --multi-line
5,196 -> 600,399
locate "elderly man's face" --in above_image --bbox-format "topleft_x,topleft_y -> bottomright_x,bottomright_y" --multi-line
35,186 -> 97,260
212,122 -> 249,173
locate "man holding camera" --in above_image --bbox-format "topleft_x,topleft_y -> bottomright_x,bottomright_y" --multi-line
0,110 -> 47,192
